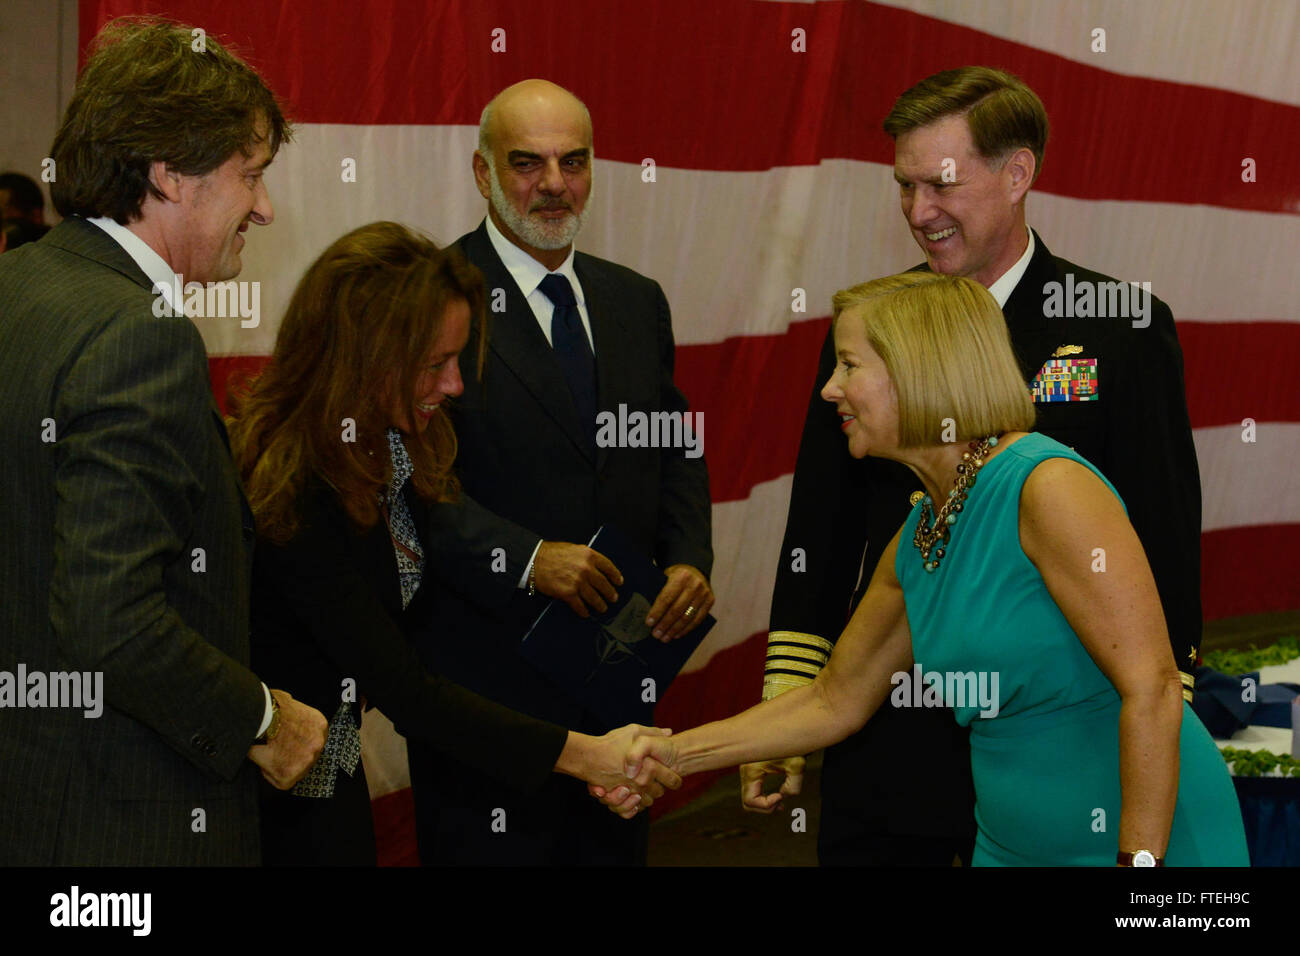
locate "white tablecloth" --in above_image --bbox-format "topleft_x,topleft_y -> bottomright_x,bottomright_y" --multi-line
1213,657 -> 1299,775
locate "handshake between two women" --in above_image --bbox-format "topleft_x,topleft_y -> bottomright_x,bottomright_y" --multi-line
580,724 -> 804,818
559,724 -> 684,818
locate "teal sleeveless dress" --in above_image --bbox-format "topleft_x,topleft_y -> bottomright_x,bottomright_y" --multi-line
895,432 -> 1248,866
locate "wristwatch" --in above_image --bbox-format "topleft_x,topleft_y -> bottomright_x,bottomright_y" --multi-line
254,691 -> 282,745
1117,849 -> 1164,867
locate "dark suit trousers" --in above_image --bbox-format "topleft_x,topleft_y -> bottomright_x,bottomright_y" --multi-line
410,741 -> 648,866
817,704 -> 976,865
818,831 -> 975,867
259,767 -> 377,866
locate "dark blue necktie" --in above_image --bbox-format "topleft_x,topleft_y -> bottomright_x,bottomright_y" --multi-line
538,273 -> 596,450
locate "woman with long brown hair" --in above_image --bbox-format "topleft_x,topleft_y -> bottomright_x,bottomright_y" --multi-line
229,222 -> 674,864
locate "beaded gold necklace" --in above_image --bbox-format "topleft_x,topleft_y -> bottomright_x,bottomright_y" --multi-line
911,435 -> 998,572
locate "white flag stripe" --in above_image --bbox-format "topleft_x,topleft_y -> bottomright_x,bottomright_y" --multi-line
193,125 -> 487,356
360,707 -> 410,799
207,125 -> 1298,357
1195,422 -> 1300,532
679,473 -> 793,674
873,0 -> 1300,107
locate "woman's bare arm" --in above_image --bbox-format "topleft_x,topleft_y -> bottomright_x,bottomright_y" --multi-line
1019,457 -> 1184,859
631,530 -> 913,777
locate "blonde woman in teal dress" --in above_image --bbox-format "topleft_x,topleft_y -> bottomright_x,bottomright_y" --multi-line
621,271 -> 1248,866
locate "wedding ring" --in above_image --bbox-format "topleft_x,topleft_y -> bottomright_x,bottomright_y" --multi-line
684,606 -> 696,617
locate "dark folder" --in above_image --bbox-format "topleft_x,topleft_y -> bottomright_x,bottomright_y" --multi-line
520,525 -> 714,727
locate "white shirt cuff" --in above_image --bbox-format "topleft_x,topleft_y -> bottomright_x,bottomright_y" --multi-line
255,683 -> 274,737
517,540 -> 544,589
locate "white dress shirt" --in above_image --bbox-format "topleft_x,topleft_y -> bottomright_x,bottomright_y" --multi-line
482,216 -> 596,588
986,225 -> 1036,308
484,214 -> 595,350
85,216 -> 182,313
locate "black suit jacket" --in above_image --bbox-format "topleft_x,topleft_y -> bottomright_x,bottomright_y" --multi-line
249,478 -> 569,800
768,230 -> 1201,838
414,220 -> 713,730
0,218 -> 265,865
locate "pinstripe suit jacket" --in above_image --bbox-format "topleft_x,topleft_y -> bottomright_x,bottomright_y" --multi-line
0,217 -> 265,865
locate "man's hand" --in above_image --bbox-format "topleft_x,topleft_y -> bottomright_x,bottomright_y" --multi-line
739,756 -> 805,813
646,564 -> 713,641
246,690 -> 328,790
558,725 -> 682,819
533,541 -> 622,618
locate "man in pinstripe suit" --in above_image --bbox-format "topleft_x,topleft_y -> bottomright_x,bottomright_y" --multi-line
0,18 -> 326,865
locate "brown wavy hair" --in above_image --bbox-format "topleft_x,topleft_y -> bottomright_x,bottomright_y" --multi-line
51,16 -> 291,224
228,222 -> 487,544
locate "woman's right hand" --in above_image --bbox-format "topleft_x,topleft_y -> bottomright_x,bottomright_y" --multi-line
564,725 -> 682,818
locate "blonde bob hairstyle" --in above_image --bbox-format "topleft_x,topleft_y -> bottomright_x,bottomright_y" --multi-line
831,272 -> 1035,448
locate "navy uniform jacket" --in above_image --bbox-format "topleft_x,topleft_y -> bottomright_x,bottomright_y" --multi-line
767,230 -> 1201,840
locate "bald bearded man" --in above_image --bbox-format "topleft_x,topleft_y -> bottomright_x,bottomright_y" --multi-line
408,80 -> 714,866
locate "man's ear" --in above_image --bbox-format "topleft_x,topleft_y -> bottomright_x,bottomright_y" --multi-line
148,160 -> 186,203
1004,147 -> 1036,205
471,151 -> 492,201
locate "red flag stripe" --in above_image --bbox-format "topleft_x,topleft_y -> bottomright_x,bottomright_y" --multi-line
1180,322 -> 1300,429
85,0 -> 1299,215
212,315 -> 1300,507
670,318 -> 1300,504
210,355 -> 271,416
1201,524 -> 1300,619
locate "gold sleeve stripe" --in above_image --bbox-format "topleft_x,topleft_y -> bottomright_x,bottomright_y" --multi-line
767,630 -> 834,655
1180,670 -> 1195,703
762,674 -> 814,700
765,658 -> 824,678
758,634 -> 831,702
769,647 -> 832,660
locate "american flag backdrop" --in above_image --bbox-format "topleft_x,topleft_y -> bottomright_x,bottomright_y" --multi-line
80,0 -> 1300,863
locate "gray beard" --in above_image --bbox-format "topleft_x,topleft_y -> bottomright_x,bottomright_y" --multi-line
488,164 -> 590,251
